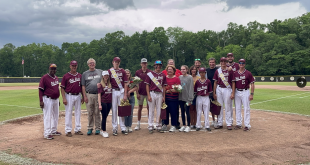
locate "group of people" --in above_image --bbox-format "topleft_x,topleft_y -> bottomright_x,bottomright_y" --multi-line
38,53 -> 255,140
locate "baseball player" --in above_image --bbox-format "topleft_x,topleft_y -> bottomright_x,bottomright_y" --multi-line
134,58 -> 151,130
39,64 -> 61,140
213,57 -> 234,130
232,59 -> 255,131
194,67 -> 213,131
145,60 -> 167,134
60,60 -> 84,137
81,58 -> 102,136
108,57 -> 129,136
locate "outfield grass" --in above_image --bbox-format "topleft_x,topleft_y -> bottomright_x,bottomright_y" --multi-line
255,82 -> 299,86
0,88 -> 309,122
0,83 -> 38,87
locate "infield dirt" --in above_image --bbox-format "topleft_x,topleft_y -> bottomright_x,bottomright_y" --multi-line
0,108 -> 310,165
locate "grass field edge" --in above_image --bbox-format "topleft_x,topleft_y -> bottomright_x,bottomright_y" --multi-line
251,108 -> 310,118
0,151 -> 62,165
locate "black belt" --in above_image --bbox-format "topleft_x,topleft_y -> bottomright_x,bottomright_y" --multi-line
66,92 -> 80,95
151,90 -> 161,93
45,96 -> 58,100
113,88 -> 120,91
236,88 -> 248,91
219,85 -> 227,88
86,92 -> 97,94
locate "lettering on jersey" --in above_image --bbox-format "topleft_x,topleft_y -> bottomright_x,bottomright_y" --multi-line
117,72 -> 122,77
236,76 -> 245,81
104,87 -> 112,94
197,86 -> 208,91
223,72 -> 229,76
157,76 -> 163,80
51,81 -> 59,86
69,77 -> 81,84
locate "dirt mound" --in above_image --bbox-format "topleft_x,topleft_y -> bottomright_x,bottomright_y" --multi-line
0,108 -> 310,165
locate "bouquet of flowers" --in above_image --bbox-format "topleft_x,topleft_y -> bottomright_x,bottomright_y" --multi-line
172,84 -> 182,93
129,76 -> 143,89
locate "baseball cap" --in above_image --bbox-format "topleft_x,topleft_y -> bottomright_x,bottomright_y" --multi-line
141,58 -> 147,63
113,57 -> 121,62
102,71 -> 109,76
49,63 -> 57,68
154,60 -> 162,65
227,53 -> 234,57
199,67 -> 206,73
239,59 -> 246,63
70,60 -> 78,65
220,57 -> 227,62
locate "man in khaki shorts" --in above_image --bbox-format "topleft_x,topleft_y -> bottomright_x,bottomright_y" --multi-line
81,58 -> 103,135
134,58 -> 151,130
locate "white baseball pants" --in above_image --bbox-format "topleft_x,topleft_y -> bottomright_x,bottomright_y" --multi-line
235,90 -> 251,128
216,86 -> 233,127
196,96 -> 210,129
65,93 -> 82,134
112,89 -> 126,131
43,96 -> 59,138
147,91 -> 162,130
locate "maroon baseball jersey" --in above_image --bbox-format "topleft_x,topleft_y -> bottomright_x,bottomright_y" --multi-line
60,72 -> 82,93
135,69 -> 151,95
108,68 -> 128,89
145,71 -> 167,93
227,62 -> 239,72
39,74 -> 60,100
194,79 -> 213,96
98,84 -> 112,103
232,69 -> 255,89
213,69 -> 233,87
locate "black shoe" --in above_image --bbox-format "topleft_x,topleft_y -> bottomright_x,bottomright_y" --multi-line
113,130 -> 118,136
206,128 -> 211,132
196,127 -> 201,131
122,130 -> 128,135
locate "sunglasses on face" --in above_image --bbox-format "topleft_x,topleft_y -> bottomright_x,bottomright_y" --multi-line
195,59 -> 200,61
239,62 -> 245,64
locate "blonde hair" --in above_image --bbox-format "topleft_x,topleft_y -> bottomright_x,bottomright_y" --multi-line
87,58 -> 96,64
100,74 -> 111,88
125,69 -> 131,80
165,65 -> 176,75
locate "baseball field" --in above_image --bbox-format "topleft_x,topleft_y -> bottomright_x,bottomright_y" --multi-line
0,82 -> 309,165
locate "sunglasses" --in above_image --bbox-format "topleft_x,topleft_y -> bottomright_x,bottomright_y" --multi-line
195,59 -> 200,61
155,61 -> 162,64
239,62 -> 245,64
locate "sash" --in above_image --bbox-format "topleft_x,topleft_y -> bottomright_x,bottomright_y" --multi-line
147,72 -> 163,92
218,68 -> 231,88
110,68 -> 124,93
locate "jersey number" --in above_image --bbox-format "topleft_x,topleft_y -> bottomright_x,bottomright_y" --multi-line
242,80 -> 245,84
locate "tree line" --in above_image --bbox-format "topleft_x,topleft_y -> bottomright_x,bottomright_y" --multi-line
1,13 -> 310,77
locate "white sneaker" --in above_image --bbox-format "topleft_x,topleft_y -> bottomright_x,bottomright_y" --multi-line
128,127 -> 133,133
169,126 -> 176,132
184,126 -> 191,132
101,131 -> 109,138
179,126 -> 186,132
135,125 -> 140,130
126,127 -> 129,132
211,121 -> 215,126
214,121 -> 218,128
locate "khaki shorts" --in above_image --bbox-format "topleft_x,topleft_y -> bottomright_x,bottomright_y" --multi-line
138,95 -> 148,105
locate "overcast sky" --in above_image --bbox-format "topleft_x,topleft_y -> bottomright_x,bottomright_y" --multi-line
0,0 -> 309,48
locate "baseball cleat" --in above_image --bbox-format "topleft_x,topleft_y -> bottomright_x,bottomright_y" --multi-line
52,131 -> 62,136
234,125 -> 242,130
243,127 -> 250,131
206,128 -> 212,132
214,126 -> 223,129
196,127 -> 201,131
75,131 -> 83,135
113,130 -> 118,136
45,135 -> 54,140
95,130 -> 100,135
227,126 -> 232,130
66,132 -> 72,137
149,130 -> 153,134
87,129 -> 93,135
122,130 -> 128,135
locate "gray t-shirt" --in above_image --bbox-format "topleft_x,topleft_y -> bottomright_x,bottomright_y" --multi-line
81,69 -> 103,93
178,75 -> 194,103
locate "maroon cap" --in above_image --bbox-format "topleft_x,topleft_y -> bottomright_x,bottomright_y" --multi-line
49,63 -> 57,68
113,57 -> 121,62
70,60 -> 78,65
239,59 -> 246,63
220,57 -> 227,62
227,53 -> 233,57
199,67 -> 206,73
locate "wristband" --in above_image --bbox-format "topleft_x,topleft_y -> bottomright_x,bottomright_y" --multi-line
251,93 -> 254,95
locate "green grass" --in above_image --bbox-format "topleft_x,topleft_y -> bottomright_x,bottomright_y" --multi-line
0,87 -> 309,122
0,83 -> 38,87
255,82 -> 300,86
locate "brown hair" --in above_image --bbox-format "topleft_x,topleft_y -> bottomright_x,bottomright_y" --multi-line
181,65 -> 189,74
189,65 -> 197,76
165,65 -> 176,75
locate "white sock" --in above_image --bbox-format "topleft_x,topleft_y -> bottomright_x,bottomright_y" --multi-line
138,121 -> 140,125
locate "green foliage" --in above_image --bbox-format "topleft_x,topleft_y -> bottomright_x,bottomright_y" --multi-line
1,13 -> 310,76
